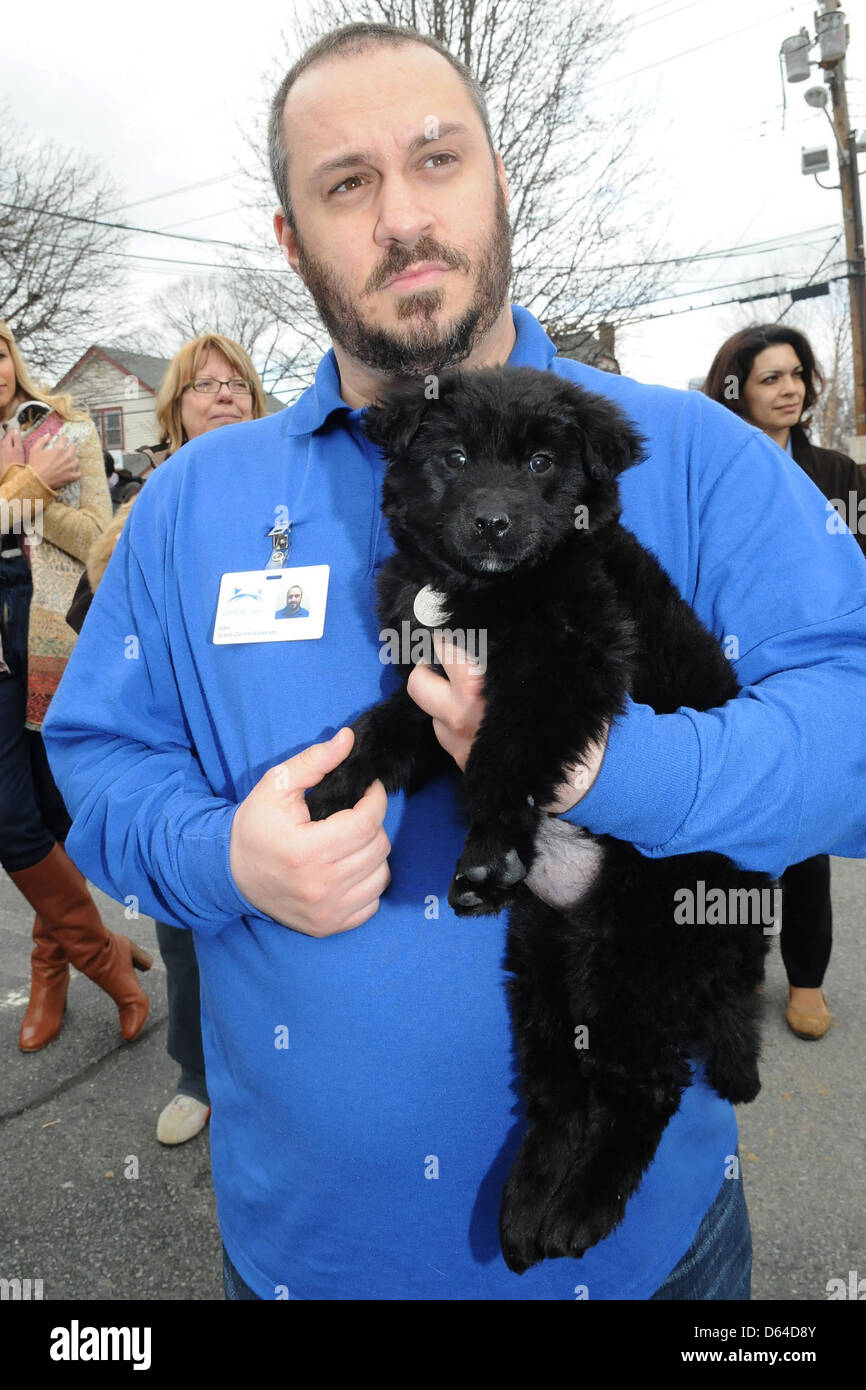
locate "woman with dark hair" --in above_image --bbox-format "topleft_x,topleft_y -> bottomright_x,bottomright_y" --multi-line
704,323 -> 866,1041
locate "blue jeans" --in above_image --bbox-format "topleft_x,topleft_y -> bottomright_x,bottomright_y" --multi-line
651,1170 -> 751,1300
222,1171 -> 751,1300
154,920 -> 208,1105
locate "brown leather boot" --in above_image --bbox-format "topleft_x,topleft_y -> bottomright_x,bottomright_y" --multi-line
17,910 -> 70,1051
9,844 -> 153,1043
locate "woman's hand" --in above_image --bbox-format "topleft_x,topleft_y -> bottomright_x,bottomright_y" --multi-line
0,426 -> 26,471
27,435 -> 81,490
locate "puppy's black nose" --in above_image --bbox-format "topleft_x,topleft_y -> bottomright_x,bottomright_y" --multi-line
474,513 -> 511,538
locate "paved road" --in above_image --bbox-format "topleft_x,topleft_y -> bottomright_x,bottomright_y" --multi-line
0,858 -> 863,1302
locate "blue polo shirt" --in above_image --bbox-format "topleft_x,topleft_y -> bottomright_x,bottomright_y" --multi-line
43,307 -> 866,1298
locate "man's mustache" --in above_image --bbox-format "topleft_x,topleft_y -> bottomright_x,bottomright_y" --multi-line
365,238 -> 471,294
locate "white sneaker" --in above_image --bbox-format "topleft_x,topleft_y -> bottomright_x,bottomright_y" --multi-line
157,1094 -> 211,1145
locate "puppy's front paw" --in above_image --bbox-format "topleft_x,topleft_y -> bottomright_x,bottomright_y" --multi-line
448,837 -> 527,916
305,765 -> 367,822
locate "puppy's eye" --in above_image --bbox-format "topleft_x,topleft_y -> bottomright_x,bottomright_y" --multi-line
529,452 -> 553,474
444,449 -> 467,470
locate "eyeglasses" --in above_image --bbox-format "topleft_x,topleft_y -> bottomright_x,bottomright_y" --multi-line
185,377 -> 252,395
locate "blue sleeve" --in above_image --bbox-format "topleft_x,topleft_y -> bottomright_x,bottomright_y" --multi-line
562,423 -> 866,878
41,483 -> 257,934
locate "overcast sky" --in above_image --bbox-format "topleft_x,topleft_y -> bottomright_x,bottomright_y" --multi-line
3,0 -> 864,391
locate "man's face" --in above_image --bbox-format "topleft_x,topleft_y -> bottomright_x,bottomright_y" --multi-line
286,586 -> 303,610
274,44 -> 512,377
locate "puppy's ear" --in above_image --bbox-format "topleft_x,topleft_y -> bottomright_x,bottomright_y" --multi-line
363,379 -> 432,461
567,391 -> 646,483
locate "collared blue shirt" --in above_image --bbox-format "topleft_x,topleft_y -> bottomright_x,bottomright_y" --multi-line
44,306 -> 866,1299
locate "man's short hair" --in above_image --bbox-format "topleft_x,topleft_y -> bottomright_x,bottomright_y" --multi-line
268,21 -> 497,230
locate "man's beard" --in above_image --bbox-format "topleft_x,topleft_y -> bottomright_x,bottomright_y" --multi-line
294,178 -> 512,377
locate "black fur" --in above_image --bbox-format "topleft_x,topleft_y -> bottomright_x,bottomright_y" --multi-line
306,366 -> 770,1273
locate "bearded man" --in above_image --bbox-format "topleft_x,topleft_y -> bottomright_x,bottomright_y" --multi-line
43,22 -> 866,1300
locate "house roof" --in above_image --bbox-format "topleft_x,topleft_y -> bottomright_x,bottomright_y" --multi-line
55,344 -> 284,412
101,348 -> 173,394
55,345 -> 169,395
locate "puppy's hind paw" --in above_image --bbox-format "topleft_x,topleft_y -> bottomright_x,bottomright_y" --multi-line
705,1055 -> 761,1105
500,1126 -> 628,1272
501,1181 -> 626,1272
448,844 -> 527,917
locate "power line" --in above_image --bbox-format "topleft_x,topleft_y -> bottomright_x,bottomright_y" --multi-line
776,232 -> 845,323
530,227 -> 841,276
581,263 -> 846,321
0,200 -> 265,255
107,169 -> 255,217
612,265 -> 847,311
156,203 -> 261,232
597,4 -> 801,87
84,224 -> 843,277
625,271 -> 850,326
2,193 -> 844,275
631,0 -> 715,33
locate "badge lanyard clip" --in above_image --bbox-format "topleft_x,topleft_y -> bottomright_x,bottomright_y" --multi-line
266,520 -> 292,569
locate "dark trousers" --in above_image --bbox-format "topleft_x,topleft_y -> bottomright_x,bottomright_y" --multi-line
154,920 -> 208,1105
779,854 -> 832,988
0,555 -> 70,872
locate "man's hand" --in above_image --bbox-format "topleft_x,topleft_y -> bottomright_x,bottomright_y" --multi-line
406,634 -> 487,771
229,728 -> 391,937
407,634 -> 609,812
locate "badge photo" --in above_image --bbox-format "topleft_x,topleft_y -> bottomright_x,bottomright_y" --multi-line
213,565 -> 330,644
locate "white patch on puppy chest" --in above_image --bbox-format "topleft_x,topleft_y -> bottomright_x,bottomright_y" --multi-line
413,585 -> 452,626
526,819 -> 604,911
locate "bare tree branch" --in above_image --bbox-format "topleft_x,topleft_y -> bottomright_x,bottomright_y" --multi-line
0,107 -> 129,376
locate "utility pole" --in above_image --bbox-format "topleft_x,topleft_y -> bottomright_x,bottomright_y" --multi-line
783,3 -> 866,456
823,3 -> 866,445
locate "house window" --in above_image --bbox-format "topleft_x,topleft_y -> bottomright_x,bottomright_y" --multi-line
91,409 -> 124,451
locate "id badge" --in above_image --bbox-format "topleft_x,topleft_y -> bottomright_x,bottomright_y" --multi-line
213,565 -> 330,644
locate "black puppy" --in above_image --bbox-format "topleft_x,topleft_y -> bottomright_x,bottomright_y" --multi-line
306,366 -> 770,1273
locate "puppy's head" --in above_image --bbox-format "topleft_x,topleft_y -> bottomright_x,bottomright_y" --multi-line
363,366 -> 645,579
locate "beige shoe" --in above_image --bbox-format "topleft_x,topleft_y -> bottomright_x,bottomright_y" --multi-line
157,1094 -> 211,1145
785,987 -> 832,1040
